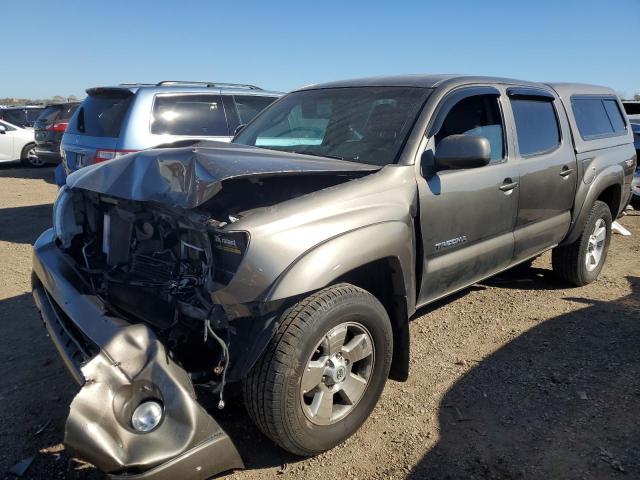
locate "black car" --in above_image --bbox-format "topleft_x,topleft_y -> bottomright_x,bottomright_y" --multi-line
33,103 -> 79,165
0,106 -> 45,128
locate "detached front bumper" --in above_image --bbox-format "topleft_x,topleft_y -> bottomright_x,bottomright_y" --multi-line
31,229 -> 244,479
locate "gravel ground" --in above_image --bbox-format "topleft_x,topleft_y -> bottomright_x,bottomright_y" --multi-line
1,164 -> 638,480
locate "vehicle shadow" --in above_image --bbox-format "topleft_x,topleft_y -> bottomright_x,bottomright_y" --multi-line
210,395 -> 301,473
0,204 -> 53,245
407,276 -> 640,479
0,164 -> 56,184
481,261 -> 567,291
0,292 -> 94,478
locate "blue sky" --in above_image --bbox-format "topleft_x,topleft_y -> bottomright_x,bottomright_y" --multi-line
4,0 -> 640,99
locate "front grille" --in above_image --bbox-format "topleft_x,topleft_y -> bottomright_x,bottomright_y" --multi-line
45,291 -> 100,369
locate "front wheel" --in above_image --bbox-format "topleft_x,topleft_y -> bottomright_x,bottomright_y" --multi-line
243,283 -> 393,456
21,143 -> 45,167
552,200 -> 612,286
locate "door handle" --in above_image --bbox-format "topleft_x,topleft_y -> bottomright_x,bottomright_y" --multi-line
560,166 -> 573,177
499,179 -> 518,192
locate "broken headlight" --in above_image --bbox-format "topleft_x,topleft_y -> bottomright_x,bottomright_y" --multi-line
52,186 -> 82,248
211,231 -> 249,284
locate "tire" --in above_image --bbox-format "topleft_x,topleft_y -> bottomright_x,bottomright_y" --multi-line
20,143 -> 45,168
631,195 -> 640,210
243,283 -> 393,456
552,200 -> 612,286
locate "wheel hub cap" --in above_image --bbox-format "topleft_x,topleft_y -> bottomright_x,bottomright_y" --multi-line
585,218 -> 606,272
300,322 -> 374,425
27,148 -> 44,166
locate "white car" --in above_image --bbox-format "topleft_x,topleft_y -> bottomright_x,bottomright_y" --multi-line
0,119 -> 38,166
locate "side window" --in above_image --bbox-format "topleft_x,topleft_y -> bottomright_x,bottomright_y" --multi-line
511,99 -> 560,156
2,110 -> 25,126
233,95 -> 279,124
151,94 -> 228,136
602,99 -> 626,133
572,97 -> 627,139
0,121 -> 16,131
435,94 -> 505,163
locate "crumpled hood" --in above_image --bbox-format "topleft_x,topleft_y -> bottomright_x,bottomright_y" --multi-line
66,141 -> 380,209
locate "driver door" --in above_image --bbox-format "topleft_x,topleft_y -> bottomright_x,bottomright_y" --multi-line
416,86 -> 519,306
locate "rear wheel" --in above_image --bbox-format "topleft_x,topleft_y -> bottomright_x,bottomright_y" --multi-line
552,200 -> 612,286
243,283 -> 393,456
21,143 -> 44,167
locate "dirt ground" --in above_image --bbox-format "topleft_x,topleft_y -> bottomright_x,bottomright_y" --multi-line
0,164 -> 638,480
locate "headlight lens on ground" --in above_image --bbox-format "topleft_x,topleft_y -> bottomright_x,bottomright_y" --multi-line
131,400 -> 163,432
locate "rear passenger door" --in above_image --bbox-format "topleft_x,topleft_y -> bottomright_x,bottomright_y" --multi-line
507,88 -> 578,262
416,87 -> 519,305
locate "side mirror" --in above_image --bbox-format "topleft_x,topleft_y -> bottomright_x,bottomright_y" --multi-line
233,124 -> 246,136
0,125 -> 6,134
434,135 -> 491,170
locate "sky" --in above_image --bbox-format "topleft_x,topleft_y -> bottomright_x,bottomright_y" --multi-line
4,0 -> 640,99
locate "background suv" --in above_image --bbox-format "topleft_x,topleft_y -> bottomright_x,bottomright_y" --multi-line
57,81 -> 283,186
33,102 -> 79,167
0,106 -> 45,128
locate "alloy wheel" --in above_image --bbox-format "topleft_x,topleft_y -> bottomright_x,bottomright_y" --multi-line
300,322 -> 375,426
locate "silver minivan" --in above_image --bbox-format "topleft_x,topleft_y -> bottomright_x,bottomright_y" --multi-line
57,81 -> 283,185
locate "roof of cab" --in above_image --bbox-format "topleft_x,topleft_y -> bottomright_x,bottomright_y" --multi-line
296,74 -> 545,91
297,75 -> 617,96
545,82 -> 618,99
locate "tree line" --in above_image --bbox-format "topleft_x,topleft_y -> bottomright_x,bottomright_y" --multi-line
0,95 -> 82,106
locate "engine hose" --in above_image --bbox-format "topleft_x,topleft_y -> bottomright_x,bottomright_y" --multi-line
204,319 -> 229,409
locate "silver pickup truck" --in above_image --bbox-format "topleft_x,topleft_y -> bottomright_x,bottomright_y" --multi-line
32,75 -> 636,479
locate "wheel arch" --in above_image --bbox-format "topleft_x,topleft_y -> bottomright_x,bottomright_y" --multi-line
562,166 -> 624,245
265,221 -> 416,382
20,141 -> 35,159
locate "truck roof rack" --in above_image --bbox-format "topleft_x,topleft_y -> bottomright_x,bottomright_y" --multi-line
155,80 -> 263,90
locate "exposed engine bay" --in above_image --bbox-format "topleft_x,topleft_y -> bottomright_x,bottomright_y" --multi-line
59,172 -> 364,399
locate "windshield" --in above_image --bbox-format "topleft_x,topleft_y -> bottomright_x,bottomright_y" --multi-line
233,87 -> 430,166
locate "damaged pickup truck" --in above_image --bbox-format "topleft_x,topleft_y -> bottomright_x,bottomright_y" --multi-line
32,75 -> 637,479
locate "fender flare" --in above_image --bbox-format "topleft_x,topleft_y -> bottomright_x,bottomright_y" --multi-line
265,221 -> 416,381
562,165 -> 623,245
266,221 -> 415,308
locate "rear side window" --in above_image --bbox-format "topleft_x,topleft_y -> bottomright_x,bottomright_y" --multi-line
37,106 -> 62,124
26,109 -> 44,123
76,93 -> 133,137
572,97 -> 627,140
151,94 -> 228,136
511,99 -> 560,156
1,109 -> 25,125
233,95 -> 278,124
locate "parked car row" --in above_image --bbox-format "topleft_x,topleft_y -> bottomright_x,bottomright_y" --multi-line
0,81 -> 282,173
